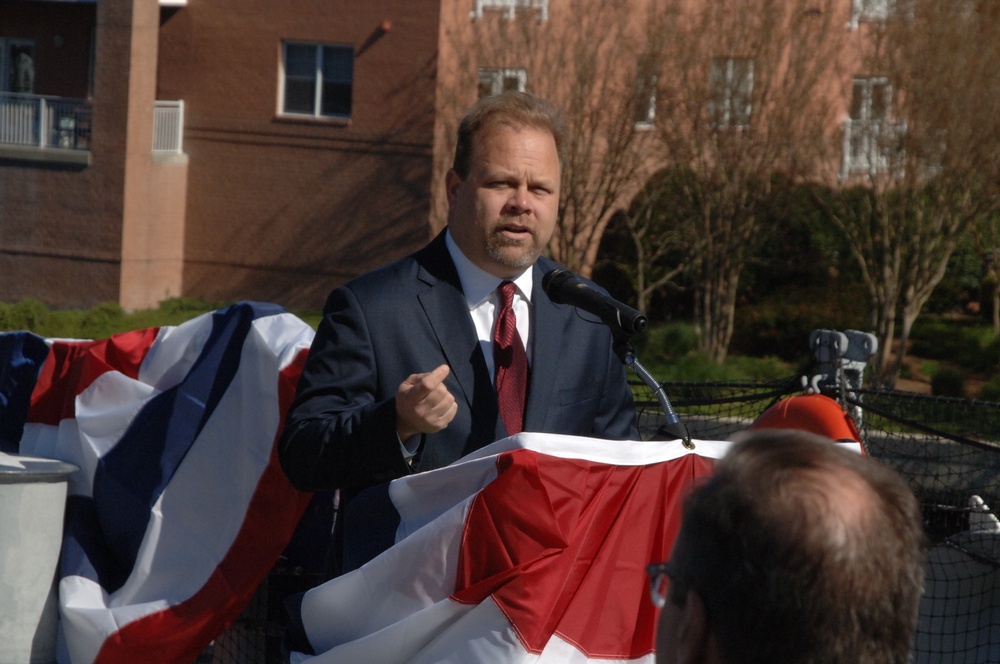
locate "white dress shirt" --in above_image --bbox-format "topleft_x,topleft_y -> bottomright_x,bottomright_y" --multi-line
445,230 -> 533,380
400,232 -> 535,460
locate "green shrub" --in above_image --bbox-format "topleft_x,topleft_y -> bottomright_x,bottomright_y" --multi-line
918,360 -> 939,379
0,298 -> 223,338
732,283 -> 869,362
123,298 -> 221,331
725,354 -> 796,381
647,352 -> 733,382
930,367 -> 965,398
910,318 -> 997,373
0,299 -> 53,332
982,338 -> 1000,373
77,302 -> 127,339
157,297 -> 223,315
979,375 -> 1000,402
639,350 -> 793,383
632,321 -> 699,363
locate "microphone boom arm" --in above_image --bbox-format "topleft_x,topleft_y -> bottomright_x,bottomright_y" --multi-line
542,268 -> 691,446
615,337 -> 694,448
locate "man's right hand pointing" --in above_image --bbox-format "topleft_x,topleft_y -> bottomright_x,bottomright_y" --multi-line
395,364 -> 458,442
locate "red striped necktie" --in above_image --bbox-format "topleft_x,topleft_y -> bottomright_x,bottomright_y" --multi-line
493,280 -> 529,434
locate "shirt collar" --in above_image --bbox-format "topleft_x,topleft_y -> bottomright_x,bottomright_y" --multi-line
445,230 -> 534,308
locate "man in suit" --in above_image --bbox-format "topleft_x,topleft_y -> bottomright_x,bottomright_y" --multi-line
279,91 -> 638,496
650,429 -> 926,664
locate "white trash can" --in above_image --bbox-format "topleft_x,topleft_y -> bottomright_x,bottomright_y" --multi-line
0,452 -> 78,664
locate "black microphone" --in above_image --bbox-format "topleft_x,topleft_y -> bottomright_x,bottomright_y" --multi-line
542,268 -> 648,336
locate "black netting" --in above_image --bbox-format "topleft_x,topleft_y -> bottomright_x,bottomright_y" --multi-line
853,389 -> 1000,663
196,564 -> 323,663
636,377 -> 1000,663
634,377 -> 801,441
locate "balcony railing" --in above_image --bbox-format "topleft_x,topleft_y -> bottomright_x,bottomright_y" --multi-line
0,93 -> 184,156
153,100 -> 184,154
0,92 -> 91,150
471,0 -> 548,21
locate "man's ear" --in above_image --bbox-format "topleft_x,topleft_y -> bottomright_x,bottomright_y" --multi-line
445,169 -> 462,208
673,591 -> 712,664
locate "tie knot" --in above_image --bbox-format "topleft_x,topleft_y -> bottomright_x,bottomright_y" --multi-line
497,281 -> 517,309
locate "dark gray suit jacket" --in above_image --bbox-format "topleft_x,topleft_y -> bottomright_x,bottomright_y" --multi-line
279,231 -> 639,492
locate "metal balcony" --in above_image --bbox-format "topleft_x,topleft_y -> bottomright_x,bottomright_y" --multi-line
0,92 -> 91,150
153,100 -> 184,154
0,93 -> 184,155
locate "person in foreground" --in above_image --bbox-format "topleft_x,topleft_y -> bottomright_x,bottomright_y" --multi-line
650,429 -> 927,664
279,90 -> 638,496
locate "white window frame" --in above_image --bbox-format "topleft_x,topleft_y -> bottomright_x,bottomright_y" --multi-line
477,68 -> 527,99
850,0 -> 890,28
634,76 -> 657,129
709,57 -> 753,130
471,0 -> 549,22
634,56 -> 658,129
280,41 -> 353,120
842,76 -> 897,176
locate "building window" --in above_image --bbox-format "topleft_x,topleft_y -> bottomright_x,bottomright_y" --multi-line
843,76 -> 898,176
850,0 -> 890,27
478,68 -> 527,99
282,42 -> 353,119
0,39 -> 36,94
709,57 -> 753,129
634,57 -> 658,129
471,0 -> 549,22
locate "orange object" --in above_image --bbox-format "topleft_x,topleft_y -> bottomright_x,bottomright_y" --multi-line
750,394 -> 861,443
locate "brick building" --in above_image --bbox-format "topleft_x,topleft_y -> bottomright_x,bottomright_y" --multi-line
0,0 -> 896,311
1,0 -> 450,310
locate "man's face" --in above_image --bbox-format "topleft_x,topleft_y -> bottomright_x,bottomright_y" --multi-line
654,547 -> 711,664
446,124 -> 560,279
656,594 -> 684,664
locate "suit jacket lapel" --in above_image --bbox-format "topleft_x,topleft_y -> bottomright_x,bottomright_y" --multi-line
525,261 -> 564,431
414,234 -> 487,417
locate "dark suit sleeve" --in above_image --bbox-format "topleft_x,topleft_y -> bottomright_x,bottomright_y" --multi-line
593,338 -> 640,440
279,285 -> 411,492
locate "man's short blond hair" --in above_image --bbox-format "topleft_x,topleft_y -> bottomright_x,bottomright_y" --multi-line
452,91 -> 567,179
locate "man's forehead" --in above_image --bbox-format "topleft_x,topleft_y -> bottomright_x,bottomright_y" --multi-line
467,123 -> 561,174
472,122 -> 556,149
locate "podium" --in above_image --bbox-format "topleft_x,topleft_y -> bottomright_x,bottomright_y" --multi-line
288,433 -> 731,663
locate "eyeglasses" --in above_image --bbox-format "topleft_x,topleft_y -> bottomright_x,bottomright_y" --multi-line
646,561 -> 683,608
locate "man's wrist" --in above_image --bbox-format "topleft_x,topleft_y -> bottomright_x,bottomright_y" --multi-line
397,430 -> 420,464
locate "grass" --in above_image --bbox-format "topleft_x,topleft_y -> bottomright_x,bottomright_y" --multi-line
918,360 -> 939,379
637,351 -> 794,384
0,298 -> 325,338
3,299 -> 994,392
629,319 -> 799,384
910,316 -> 1000,375
4,299 -> 795,384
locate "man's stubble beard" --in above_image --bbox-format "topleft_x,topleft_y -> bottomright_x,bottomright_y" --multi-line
486,229 -> 544,269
